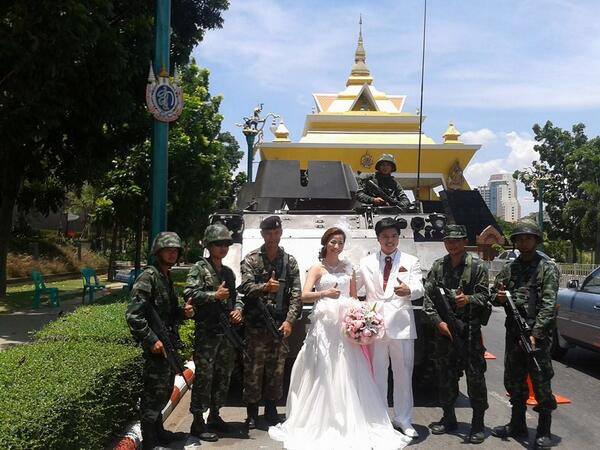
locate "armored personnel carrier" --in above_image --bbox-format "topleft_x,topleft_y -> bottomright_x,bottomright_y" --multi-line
211,159 -> 498,388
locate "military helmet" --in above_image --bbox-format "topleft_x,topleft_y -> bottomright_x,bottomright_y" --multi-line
203,223 -> 233,246
151,231 -> 183,255
375,154 -> 397,172
510,220 -> 543,242
443,224 -> 468,240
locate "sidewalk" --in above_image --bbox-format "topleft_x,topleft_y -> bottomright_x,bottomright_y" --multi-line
0,283 -> 124,351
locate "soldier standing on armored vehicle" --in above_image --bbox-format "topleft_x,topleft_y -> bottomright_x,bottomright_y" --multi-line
238,215 -> 302,429
356,154 -> 412,211
184,223 -> 244,442
423,224 -> 491,444
125,232 -> 193,450
491,220 -> 559,450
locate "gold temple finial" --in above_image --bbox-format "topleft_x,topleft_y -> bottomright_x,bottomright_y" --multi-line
443,122 -> 462,144
347,15 -> 372,85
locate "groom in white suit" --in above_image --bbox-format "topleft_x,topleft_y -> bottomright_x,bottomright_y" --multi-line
359,217 -> 423,439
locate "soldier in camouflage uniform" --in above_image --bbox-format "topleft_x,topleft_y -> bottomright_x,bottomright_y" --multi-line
125,232 -> 194,450
423,225 -> 491,444
356,154 -> 412,211
491,220 -> 559,450
237,215 -> 302,429
184,223 -> 243,441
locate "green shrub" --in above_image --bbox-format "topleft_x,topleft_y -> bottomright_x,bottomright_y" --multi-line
35,296 -> 134,346
0,341 -> 143,450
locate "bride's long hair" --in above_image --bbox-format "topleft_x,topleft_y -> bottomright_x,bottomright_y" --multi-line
318,227 -> 346,261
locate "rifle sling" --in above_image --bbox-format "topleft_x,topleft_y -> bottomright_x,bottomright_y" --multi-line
274,253 -> 289,317
527,254 -> 542,319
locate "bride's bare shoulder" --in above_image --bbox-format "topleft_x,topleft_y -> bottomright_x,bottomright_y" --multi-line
309,262 -> 327,273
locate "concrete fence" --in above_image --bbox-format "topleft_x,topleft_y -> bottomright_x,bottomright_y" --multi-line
486,261 -> 597,288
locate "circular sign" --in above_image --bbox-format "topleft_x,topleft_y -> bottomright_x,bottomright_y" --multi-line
360,152 -> 374,169
146,74 -> 184,123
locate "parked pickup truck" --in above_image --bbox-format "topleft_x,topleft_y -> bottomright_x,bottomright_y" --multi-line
553,265 -> 600,358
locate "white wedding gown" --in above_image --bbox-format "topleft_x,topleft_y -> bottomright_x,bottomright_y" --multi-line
268,263 -> 410,450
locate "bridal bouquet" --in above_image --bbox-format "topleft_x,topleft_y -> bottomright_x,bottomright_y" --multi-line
342,303 -> 385,345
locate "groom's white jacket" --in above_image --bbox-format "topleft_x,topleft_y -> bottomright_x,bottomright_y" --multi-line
358,251 -> 423,340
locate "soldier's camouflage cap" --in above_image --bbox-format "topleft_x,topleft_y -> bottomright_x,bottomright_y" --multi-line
510,220 -> 543,241
151,231 -> 183,255
203,223 -> 233,246
443,224 -> 468,240
260,215 -> 282,230
375,154 -> 397,172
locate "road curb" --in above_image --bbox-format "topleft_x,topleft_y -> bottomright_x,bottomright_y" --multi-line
113,360 -> 195,450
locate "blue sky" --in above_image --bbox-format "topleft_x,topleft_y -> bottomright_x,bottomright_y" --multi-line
192,0 -> 600,216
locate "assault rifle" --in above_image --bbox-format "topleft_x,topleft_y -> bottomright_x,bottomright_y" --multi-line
146,302 -> 192,389
504,291 -> 542,372
256,299 -> 290,353
215,299 -> 251,361
433,284 -> 474,372
366,179 -> 412,212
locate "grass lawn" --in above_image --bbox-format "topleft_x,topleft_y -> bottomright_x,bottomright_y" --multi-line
0,276 -> 110,313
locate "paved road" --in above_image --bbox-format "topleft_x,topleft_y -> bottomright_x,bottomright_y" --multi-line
162,306 -> 599,449
0,285 -> 120,351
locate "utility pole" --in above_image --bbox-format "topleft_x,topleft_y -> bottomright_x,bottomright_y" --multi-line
150,0 -> 171,243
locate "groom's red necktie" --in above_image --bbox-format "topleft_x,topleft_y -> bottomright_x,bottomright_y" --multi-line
383,256 -> 393,290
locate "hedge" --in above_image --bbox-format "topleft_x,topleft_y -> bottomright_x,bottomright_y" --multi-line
0,341 -> 143,450
0,293 -> 195,449
35,298 -> 135,346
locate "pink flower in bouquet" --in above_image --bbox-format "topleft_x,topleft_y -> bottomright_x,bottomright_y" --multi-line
342,303 -> 385,345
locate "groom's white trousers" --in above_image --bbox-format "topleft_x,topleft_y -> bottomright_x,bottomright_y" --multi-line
372,338 -> 414,426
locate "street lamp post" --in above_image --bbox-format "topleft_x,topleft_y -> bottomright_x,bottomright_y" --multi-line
243,128 -> 258,181
238,104 -> 280,182
538,178 -> 545,251
151,0 -> 171,243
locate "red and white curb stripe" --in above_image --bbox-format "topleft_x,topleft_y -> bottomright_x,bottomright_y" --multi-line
114,360 -> 195,450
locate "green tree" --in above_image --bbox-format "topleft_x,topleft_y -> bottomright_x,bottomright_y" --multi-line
95,62 -> 242,268
493,215 -> 517,241
0,1 -> 229,296
564,138 -> 600,260
514,121 -> 589,262
167,63 -> 243,243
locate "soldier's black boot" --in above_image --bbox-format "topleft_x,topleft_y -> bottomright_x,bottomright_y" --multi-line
264,399 -> 281,425
534,412 -> 552,449
155,413 -> 187,444
492,403 -> 528,438
245,403 -> 259,430
468,409 -> 486,444
430,407 -> 458,435
207,408 -> 233,434
190,413 -> 219,442
141,420 -> 160,450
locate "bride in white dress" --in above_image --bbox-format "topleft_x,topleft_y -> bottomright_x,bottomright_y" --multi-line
268,227 -> 410,450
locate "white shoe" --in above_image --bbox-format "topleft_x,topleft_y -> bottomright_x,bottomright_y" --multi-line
394,421 -> 419,438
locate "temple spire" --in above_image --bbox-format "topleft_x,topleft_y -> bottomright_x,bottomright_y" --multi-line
347,15 -> 373,86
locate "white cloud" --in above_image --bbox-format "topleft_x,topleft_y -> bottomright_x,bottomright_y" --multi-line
464,131 -> 540,216
461,128 -> 498,146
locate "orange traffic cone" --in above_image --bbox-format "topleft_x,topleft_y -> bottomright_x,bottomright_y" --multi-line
524,375 -> 571,406
484,351 -> 496,360
481,334 -> 496,359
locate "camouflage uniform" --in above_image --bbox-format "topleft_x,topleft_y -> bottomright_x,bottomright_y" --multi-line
125,232 -> 185,424
492,252 -> 559,413
238,245 -> 302,404
184,255 -> 243,414
423,225 -> 491,443
423,253 -> 490,411
356,154 -> 411,210
491,220 -> 559,449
